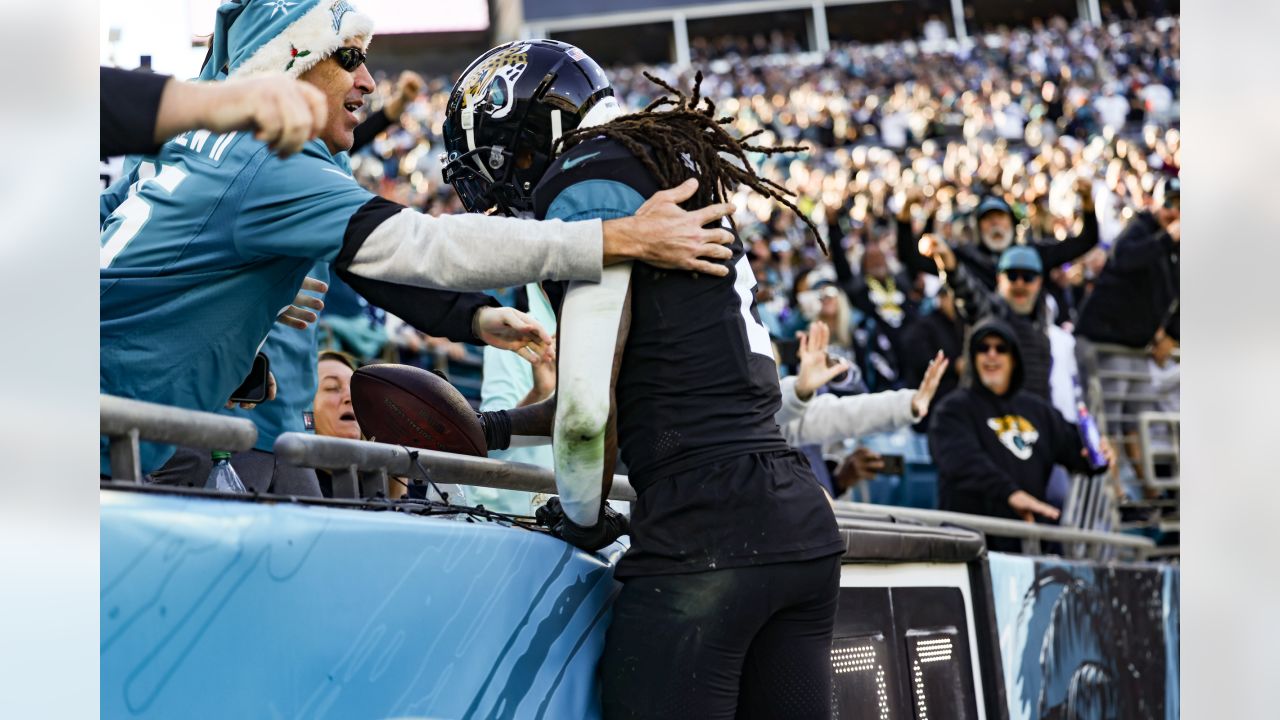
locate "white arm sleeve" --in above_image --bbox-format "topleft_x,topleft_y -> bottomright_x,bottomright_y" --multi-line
775,376 -> 812,429
344,209 -> 604,291
781,385 -> 918,446
553,263 -> 632,527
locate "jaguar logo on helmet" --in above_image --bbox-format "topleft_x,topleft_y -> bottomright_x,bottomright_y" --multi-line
441,39 -> 616,216
458,43 -> 530,120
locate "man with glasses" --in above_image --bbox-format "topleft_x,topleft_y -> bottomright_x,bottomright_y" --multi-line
100,0 -> 734,482
928,317 -> 1113,552
921,240 -> 1057,403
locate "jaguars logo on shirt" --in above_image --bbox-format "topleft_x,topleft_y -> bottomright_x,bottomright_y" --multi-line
987,415 -> 1039,461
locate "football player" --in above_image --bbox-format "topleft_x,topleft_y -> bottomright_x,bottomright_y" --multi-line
444,41 -> 842,719
98,0 -> 734,480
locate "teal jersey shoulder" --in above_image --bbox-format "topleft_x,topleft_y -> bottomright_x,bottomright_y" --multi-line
100,133 -> 373,475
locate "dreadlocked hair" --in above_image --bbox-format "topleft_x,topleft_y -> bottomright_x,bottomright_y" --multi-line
554,71 -> 826,255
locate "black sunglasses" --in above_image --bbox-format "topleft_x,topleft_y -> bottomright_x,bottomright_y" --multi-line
1003,269 -> 1040,283
977,340 -> 1010,355
332,46 -> 367,72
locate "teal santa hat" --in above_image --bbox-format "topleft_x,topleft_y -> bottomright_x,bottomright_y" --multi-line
198,0 -> 374,81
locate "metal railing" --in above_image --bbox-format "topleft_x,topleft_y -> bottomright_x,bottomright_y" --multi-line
831,502 -> 1154,560
1078,340 -> 1179,435
100,395 -> 257,482
101,394 -> 1157,560
1138,411 -> 1181,489
273,432 -> 638,502
1060,474 -> 1121,560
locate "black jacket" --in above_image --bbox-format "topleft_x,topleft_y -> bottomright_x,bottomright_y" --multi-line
900,308 -> 964,430
947,262 -> 1053,403
830,233 -> 917,392
1077,211 -> 1179,347
898,212 -> 1099,292
929,318 -> 1091,526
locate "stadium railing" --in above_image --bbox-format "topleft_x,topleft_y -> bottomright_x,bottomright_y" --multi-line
1076,340 -> 1180,558
100,394 -> 1157,560
100,394 -> 257,481
1137,410 -> 1180,489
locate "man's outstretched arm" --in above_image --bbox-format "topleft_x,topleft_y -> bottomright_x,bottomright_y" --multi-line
334,178 -> 735,293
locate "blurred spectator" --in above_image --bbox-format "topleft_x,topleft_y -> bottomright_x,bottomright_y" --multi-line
831,230 -> 917,392
1076,176 -> 1179,432
1148,326 -> 1180,415
898,183 -> 1097,296
929,318 -> 1112,552
900,282 -> 964,428
775,321 -> 948,494
923,240 -> 1056,402
1094,82 -> 1131,134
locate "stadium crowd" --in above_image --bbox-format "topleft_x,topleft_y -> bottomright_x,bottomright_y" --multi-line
309,13 -> 1179,518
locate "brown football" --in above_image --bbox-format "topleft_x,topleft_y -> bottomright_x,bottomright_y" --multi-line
350,364 -> 486,457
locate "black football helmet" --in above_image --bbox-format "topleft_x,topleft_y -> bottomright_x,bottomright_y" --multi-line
441,39 -> 616,215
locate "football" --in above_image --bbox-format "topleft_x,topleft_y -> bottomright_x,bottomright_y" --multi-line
350,364 -> 487,457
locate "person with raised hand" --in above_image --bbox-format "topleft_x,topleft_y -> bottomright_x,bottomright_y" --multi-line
777,320 -> 949,447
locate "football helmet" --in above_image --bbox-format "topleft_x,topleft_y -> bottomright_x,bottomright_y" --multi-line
441,39 -> 617,215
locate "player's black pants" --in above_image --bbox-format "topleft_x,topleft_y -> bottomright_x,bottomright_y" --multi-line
599,553 -> 841,720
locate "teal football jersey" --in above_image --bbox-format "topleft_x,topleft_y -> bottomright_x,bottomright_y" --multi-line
221,261 -> 329,453
100,132 -> 373,475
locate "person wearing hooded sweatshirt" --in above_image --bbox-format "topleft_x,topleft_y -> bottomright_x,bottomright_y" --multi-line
928,317 -> 1113,553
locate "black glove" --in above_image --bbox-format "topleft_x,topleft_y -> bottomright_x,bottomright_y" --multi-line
536,497 -> 630,552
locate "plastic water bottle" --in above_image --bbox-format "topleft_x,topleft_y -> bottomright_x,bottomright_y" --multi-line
206,451 -> 247,493
1072,380 -> 1108,472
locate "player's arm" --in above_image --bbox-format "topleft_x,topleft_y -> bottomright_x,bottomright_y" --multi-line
551,268 -> 632,527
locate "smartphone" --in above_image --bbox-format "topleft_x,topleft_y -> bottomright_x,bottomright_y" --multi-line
878,453 -> 905,476
230,353 -> 271,404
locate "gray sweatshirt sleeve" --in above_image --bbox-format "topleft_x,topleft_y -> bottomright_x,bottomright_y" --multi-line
777,376 -> 918,446
342,205 -> 604,291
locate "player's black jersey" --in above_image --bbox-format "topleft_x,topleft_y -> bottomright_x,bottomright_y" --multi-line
535,136 -> 842,577
534,137 -> 790,486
